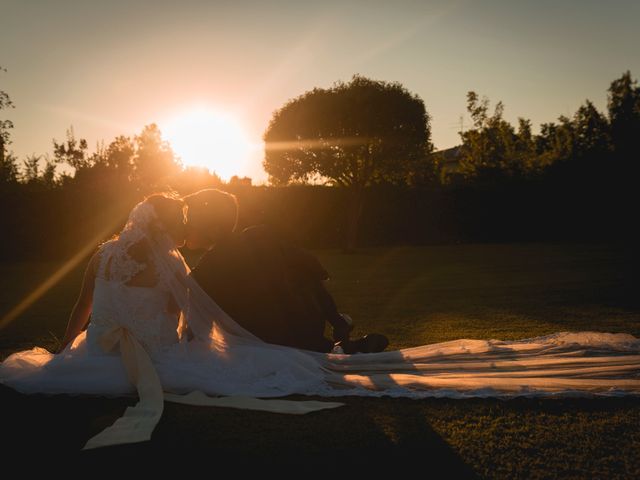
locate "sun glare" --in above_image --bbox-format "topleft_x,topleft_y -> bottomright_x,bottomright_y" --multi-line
160,106 -> 255,180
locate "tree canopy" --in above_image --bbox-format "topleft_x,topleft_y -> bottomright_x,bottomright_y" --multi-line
263,74 -> 435,188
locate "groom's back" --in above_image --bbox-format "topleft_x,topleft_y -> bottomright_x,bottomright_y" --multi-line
189,224 -> 329,347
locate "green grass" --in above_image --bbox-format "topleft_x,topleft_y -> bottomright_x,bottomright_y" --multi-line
1,242 -> 639,476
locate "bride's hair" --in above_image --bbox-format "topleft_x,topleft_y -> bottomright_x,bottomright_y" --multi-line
103,191 -> 185,259
144,191 -> 186,237
182,188 -> 239,238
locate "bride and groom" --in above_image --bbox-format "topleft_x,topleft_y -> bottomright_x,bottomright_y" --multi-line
2,190 -> 375,450
57,188 -> 390,357
1,187 -> 639,450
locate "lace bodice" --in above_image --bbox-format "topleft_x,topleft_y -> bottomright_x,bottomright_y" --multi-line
96,239 -> 149,285
86,240 -> 180,356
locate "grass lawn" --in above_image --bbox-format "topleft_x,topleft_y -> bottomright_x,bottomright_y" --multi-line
0,241 -> 638,476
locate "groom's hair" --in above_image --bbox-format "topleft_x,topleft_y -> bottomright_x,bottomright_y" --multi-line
108,191 -> 184,238
182,188 -> 239,236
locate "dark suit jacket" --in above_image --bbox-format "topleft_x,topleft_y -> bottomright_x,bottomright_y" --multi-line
189,224 -> 330,348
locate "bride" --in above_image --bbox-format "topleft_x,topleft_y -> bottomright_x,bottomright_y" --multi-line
1,192 -> 639,450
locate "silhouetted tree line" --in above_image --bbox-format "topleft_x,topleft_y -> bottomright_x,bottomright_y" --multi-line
0,69 -> 638,260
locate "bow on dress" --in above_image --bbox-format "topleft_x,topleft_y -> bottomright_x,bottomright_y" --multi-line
81,323 -> 346,451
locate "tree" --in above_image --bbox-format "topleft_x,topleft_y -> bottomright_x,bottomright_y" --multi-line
538,100 -> 612,186
131,123 -> 182,192
572,100 -> 611,162
0,150 -> 18,187
104,135 -> 135,177
0,65 -> 17,184
228,175 -> 252,186
47,124 -> 183,194
514,117 -> 537,172
21,153 -> 57,189
263,74 -> 433,252
53,125 -> 90,173
90,135 -> 137,189
607,70 -> 640,173
535,115 -> 575,169
457,91 -> 537,182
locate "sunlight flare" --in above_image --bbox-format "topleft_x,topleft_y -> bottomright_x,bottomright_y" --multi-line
160,106 -> 255,181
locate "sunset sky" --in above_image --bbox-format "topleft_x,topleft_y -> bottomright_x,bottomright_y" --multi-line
1,0 -> 638,184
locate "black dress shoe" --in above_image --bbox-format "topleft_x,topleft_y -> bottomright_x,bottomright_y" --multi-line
335,334 -> 389,354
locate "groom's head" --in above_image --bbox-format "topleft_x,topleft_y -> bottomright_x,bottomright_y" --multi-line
182,188 -> 239,250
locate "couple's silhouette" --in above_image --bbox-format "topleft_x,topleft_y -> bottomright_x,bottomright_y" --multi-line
52,188 -> 388,356
0,188 -> 639,451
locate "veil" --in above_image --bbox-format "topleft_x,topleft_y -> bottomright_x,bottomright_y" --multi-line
135,198 -> 640,399
4,197 -> 640,451
137,201 -> 339,376
77,198 -> 349,450
98,199 -> 328,357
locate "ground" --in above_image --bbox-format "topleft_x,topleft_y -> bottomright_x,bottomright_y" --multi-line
0,242 -> 638,476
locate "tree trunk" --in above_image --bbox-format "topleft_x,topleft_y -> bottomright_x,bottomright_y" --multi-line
342,185 -> 365,254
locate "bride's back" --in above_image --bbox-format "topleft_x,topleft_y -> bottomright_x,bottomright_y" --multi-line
85,238 -> 180,356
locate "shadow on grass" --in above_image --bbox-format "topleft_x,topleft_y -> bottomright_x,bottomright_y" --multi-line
0,383 -> 478,474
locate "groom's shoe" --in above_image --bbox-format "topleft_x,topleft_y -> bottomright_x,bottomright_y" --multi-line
335,334 -> 389,354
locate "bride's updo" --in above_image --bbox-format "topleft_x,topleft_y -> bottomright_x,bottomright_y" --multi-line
144,192 -> 186,244
106,191 -> 186,254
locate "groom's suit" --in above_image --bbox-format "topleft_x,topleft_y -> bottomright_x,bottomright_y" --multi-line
189,224 -> 344,352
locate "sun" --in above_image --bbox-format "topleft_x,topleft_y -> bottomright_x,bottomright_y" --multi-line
160,106 -> 254,180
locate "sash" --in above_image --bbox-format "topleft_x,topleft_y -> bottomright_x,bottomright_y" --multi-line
82,324 -> 346,450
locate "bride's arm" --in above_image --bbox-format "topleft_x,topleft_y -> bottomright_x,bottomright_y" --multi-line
57,250 -> 100,353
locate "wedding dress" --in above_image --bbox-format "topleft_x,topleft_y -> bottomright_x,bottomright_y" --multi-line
1,199 -> 639,451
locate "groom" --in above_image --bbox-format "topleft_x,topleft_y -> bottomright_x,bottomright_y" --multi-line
181,188 -> 389,354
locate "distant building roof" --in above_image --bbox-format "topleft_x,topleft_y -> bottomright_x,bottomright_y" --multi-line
434,145 -> 463,172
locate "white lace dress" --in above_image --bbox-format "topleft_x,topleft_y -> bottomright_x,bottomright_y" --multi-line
1,202 -> 640,406
85,239 -> 180,359
0,239 -> 331,400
